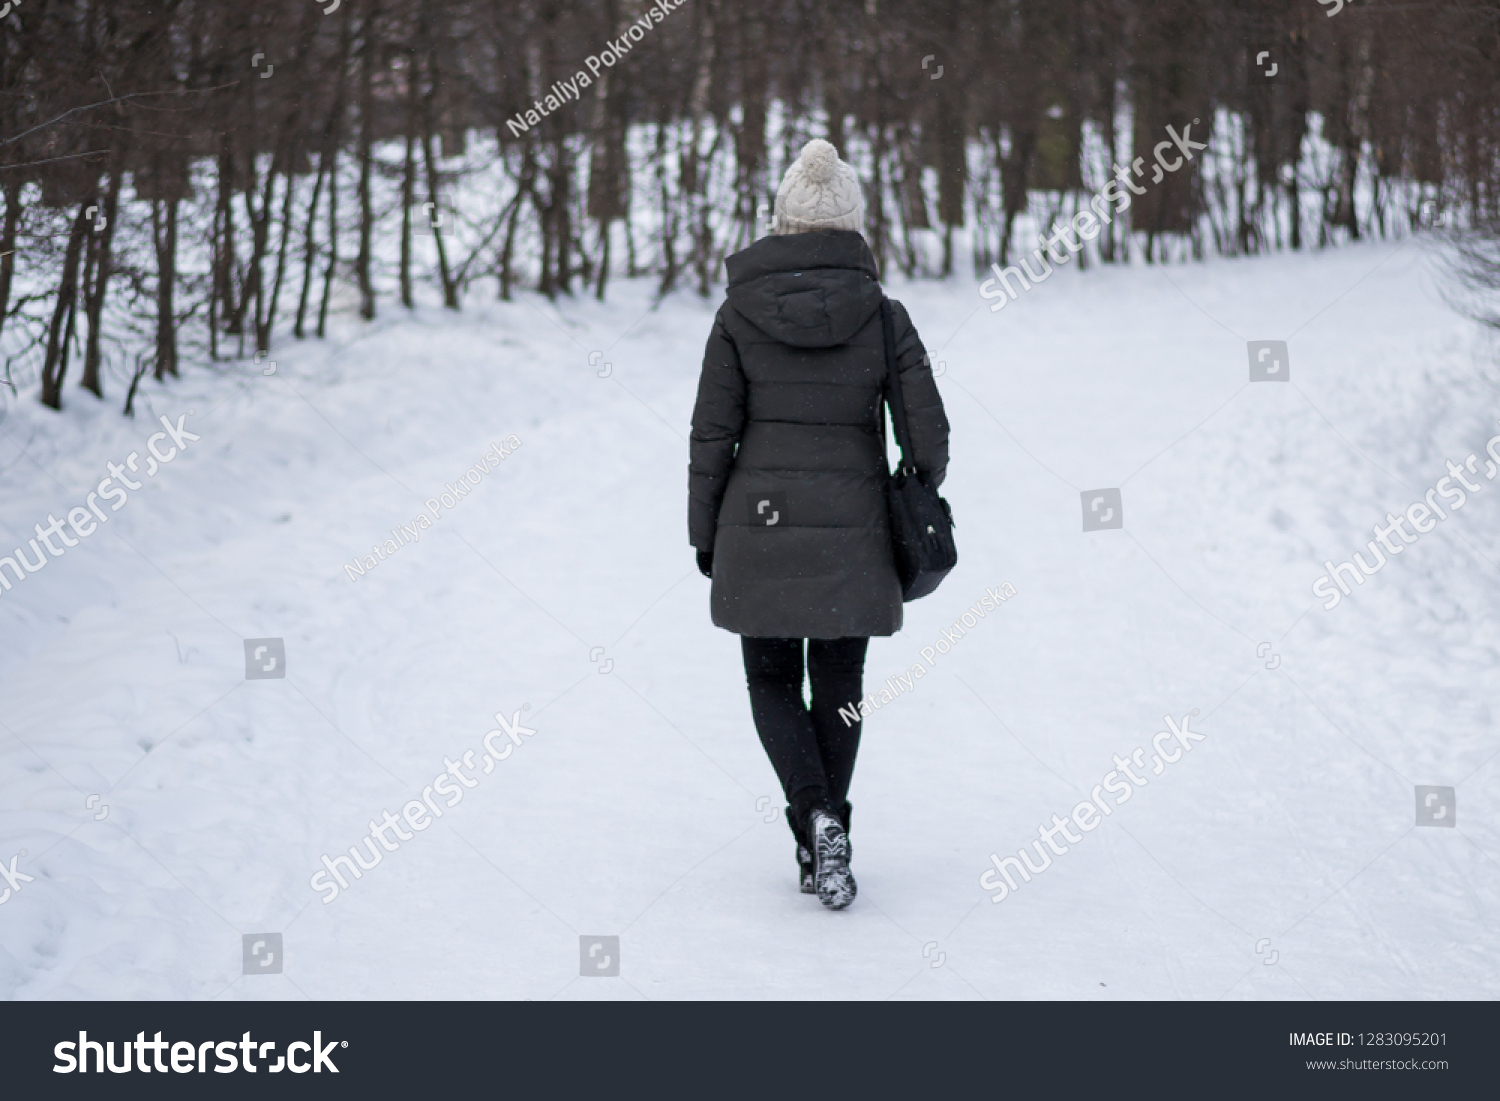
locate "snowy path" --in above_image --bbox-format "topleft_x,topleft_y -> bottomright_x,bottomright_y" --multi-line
2,239 -> 1497,1000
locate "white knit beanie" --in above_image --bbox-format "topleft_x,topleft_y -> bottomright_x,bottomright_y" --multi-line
772,139 -> 865,236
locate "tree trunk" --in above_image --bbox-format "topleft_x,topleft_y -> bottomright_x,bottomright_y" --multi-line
421,127 -> 458,310
0,182 -> 22,342
243,167 -> 277,349
81,144 -> 124,397
498,140 -> 535,301
295,150 -> 329,339
318,139 -> 341,338
216,135 -> 241,338
356,0 -> 381,320
264,160 -> 298,350
655,120 -> 679,299
547,136 -> 572,297
684,0 -> 715,297
1099,78 -> 1118,263
152,199 -> 179,381
418,7 -> 458,311
400,44 -> 418,311
999,128 -> 1036,268
300,7 -> 352,339
870,120 -> 889,278
40,205 -> 91,409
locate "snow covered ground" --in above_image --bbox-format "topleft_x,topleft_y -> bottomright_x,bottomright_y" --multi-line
2,236 -> 1498,1001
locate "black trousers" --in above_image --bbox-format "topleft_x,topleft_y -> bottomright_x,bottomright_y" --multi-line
741,636 -> 869,835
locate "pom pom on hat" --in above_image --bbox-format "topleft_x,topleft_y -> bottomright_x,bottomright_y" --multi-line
798,139 -> 840,185
772,139 -> 865,236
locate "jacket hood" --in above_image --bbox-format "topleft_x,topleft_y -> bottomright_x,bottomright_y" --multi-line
723,230 -> 883,349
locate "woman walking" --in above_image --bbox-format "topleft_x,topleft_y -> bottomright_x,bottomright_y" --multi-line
688,139 -> 950,910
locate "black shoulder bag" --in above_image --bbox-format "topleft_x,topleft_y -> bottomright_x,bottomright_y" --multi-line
880,298 -> 956,601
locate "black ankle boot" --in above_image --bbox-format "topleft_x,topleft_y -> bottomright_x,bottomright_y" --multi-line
785,807 -> 815,893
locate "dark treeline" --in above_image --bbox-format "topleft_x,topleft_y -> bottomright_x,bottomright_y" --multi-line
1,0 -> 1498,411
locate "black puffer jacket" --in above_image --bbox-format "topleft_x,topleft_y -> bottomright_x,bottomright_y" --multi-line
689,229 -> 950,638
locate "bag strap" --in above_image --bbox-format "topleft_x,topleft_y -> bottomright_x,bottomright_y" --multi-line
880,298 -> 917,477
